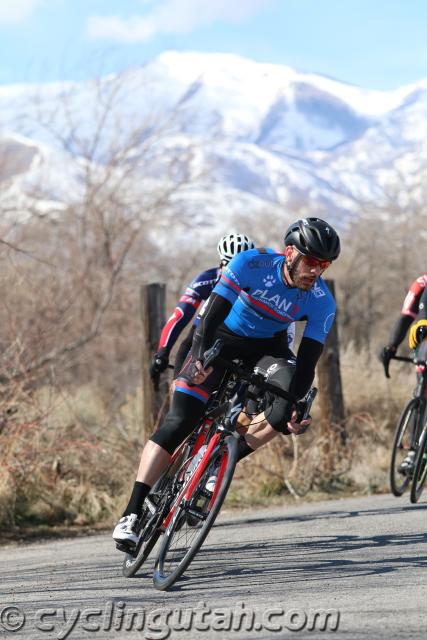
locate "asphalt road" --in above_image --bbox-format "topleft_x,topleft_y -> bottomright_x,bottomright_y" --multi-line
1,493 -> 426,640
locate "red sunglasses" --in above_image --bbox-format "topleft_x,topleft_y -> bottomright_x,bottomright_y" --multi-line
301,254 -> 331,270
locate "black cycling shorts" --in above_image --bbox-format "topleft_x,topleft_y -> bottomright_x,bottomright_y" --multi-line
150,325 -> 295,453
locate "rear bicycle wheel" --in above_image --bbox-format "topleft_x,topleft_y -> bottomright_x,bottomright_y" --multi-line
121,483 -> 166,578
390,399 -> 419,496
122,443 -> 192,578
410,425 -> 427,503
153,435 -> 238,591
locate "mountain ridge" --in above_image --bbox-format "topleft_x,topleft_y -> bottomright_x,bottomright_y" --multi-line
1,50 -> 426,232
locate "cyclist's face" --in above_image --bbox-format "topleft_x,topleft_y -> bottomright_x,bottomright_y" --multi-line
285,246 -> 330,290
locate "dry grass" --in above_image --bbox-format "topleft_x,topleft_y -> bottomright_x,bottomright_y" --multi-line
0,386 -> 145,531
227,345 -> 416,507
0,346 -> 418,532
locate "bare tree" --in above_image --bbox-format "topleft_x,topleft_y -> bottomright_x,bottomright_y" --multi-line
0,70 -> 201,403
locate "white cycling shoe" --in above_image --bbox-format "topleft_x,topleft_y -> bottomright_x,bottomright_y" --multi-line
112,514 -> 141,546
205,475 -> 218,494
399,450 -> 416,475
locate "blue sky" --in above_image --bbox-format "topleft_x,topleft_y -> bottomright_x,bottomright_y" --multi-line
1,0 -> 427,90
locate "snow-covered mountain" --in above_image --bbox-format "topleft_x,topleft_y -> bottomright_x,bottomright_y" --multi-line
1,50 -> 427,232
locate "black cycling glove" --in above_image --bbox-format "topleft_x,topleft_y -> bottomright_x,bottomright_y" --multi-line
149,347 -> 169,381
379,345 -> 396,378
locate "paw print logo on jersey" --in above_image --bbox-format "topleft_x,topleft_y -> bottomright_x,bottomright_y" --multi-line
263,275 -> 276,288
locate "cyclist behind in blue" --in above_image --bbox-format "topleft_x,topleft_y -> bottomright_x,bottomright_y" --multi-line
380,275 -> 427,473
149,233 -> 256,384
113,218 -> 340,548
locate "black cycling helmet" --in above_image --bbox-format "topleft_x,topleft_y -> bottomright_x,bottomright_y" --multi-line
284,217 -> 340,261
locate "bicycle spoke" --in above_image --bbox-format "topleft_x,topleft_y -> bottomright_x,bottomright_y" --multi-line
161,516 -> 202,572
411,428 -> 427,503
121,443 -> 190,578
390,399 -> 419,497
153,436 -> 238,590
419,455 -> 427,484
159,459 -> 219,574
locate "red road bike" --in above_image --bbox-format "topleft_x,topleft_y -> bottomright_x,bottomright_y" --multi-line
120,340 -> 315,590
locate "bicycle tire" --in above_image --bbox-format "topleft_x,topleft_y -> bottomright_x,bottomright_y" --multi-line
122,442 -> 192,578
121,491 -> 164,577
390,398 -> 419,497
410,425 -> 427,503
153,434 -> 238,591
121,511 -> 162,577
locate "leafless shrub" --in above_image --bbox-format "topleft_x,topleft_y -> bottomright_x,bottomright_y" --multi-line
0,72 -> 205,529
2,68 -> 427,527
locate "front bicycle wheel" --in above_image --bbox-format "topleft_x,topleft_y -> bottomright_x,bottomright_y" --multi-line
410,426 -> 427,503
153,435 -> 238,591
390,398 -> 419,496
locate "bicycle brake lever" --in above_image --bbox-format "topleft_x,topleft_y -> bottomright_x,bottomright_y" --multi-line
203,338 -> 224,369
384,360 -> 391,379
296,387 -> 318,422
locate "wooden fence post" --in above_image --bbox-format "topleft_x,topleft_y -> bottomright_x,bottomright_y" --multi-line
140,283 -> 166,443
316,279 -> 346,473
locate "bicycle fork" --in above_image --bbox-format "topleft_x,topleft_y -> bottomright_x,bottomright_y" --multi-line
161,433 -> 221,532
160,391 -> 243,532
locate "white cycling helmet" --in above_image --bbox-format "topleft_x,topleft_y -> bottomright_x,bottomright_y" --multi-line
217,233 -> 255,265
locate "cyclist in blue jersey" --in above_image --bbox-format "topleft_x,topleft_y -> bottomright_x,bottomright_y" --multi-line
113,217 -> 340,548
149,233 -> 256,385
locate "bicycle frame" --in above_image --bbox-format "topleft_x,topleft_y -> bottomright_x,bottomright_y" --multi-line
160,376 -> 243,530
161,431 -> 224,530
143,349 -> 304,543
408,361 -> 427,443
158,349 -> 304,533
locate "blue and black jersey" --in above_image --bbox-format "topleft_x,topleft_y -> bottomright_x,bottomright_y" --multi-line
213,248 -> 335,344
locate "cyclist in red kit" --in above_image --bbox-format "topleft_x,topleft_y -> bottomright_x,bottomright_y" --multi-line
380,274 -> 427,472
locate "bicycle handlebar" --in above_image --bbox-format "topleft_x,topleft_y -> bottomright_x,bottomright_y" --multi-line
384,353 -> 427,379
217,355 -> 298,402
203,338 -> 307,408
390,354 -> 427,365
